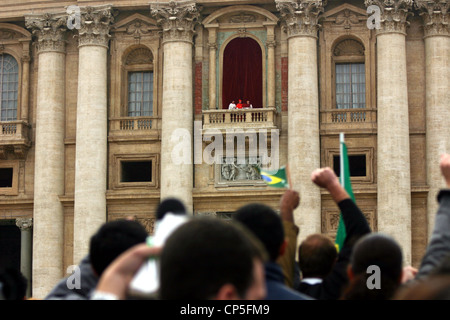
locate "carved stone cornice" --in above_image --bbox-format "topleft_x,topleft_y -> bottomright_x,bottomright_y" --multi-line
16,217 -> 33,231
275,0 -> 327,38
415,0 -> 449,37
364,0 -> 414,35
150,1 -> 200,44
25,13 -> 67,54
77,5 -> 114,48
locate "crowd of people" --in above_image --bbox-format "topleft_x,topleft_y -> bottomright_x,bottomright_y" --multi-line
2,154 -> 450,301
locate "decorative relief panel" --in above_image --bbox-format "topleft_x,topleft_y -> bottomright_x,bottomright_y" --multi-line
322,208 -> 377,236
216,157 -> 265,187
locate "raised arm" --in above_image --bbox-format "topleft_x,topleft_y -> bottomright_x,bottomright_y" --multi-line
276,189 -> 300,288
417,154 -> 450,278
309,167 -> 371,299
311,167 -> 370,242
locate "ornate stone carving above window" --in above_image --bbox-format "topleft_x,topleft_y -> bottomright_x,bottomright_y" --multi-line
229,13 -> 256,23
333,39 -> 365,57
334,9 -> 360,29
125,47 -> 153,65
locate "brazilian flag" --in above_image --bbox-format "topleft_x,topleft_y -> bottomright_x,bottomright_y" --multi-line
258,166 -> 289,188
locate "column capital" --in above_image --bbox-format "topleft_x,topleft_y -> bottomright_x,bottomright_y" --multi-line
150,1 -> 201,44
415,0 -> 449,37
275,0 -> 327,38
77,5 -> 114,48
25,12 -> 67,54
16,218 -> 33,231
267,40 -> 277,48
208,42 -> 218,50
364,0 -> 414,35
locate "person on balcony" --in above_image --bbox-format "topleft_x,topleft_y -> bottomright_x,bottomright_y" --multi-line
236,99 -> 243,109
228,100 -> 236,110
244,100 -> 253,109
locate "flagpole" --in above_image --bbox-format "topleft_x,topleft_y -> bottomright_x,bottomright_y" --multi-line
340,132 -> 344,188
286,164 -> 292,189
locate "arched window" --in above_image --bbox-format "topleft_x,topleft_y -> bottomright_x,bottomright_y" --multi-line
0,54 -> 18,121
222,37 -> 262,109
333,39 -> 365,109
124,47 -> 154,117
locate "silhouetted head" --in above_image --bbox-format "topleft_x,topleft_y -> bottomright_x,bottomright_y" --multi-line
89,219 -> 148,276
160,217 -> 267,300
298,233 -> 337,279
342,233 -> 403,300
156,198 -> 187,221
233,203 -> 284,262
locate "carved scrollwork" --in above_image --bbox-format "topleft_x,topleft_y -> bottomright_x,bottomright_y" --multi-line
415,0 -> 449,37
25,12 -> 67,54
77,5 -> 114,48
150,0 -> 200,43
364,0 -> 414,34
16,217 -> 33,231
275,0 -> 327,38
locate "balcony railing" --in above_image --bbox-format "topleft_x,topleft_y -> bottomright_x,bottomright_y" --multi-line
0,120 -> 31,144
320,108 -> 377,131
0,120 -> 31,158
109,117 -> 160,141
203,108 -> 277,130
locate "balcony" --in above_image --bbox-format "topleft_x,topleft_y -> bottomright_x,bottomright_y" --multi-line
109,117 -> 161,142
0,120 -> 31,159
320,108 -> 377,133
202,108 -> 278,130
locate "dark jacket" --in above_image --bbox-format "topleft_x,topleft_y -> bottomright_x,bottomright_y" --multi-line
265,261 -> 313,300
297,198 -> 371,300
45,255 -> 98,300
417,189 -> 450,278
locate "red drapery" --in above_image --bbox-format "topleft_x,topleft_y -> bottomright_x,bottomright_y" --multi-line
222,37 -> 262,109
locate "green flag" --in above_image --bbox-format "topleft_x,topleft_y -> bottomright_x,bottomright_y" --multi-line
335,133 -> 355,252
258,166 -> 290,188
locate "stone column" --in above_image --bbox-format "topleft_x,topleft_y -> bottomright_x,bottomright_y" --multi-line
151,1 -> 200,212
276,0 -> 324,240
265,23 -> 276,108
19,40 -> 31,122
208,26 -> 218,110
366,0 -> 413,264
25,12 -> 67,298
415,0 -> 450,238
73,5 -> 113,264
16,218 -> 33,298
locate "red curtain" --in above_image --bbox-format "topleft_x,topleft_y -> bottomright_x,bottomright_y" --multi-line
222,38 -> 262,109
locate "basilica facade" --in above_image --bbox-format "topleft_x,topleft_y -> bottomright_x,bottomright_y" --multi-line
0,0 -> 448,298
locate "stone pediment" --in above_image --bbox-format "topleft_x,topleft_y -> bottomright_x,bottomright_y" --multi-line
323,3 -> 368,28
112,13 -> 159,36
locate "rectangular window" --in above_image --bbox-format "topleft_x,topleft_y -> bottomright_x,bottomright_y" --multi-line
128,71 -> 153,117
0,168 -> 13,187
335,63 -> 365,109
333,154 -> 367,177
121,161 -> 152,183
